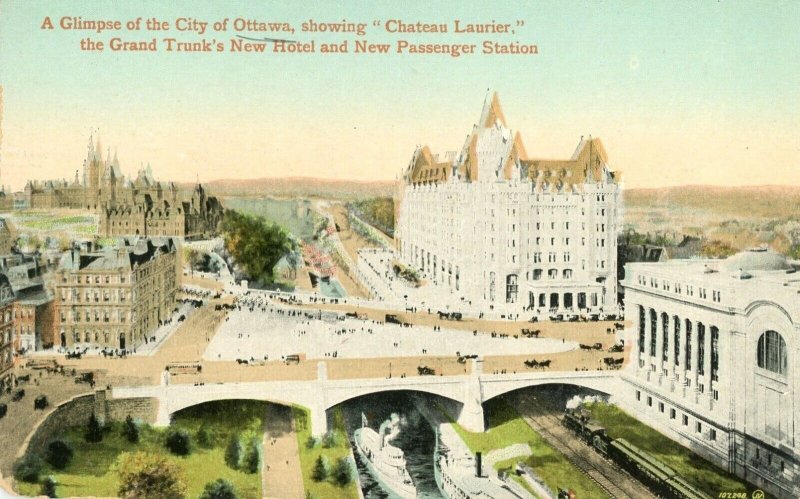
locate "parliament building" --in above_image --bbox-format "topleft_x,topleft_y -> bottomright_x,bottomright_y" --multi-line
395,92 -> 621,315
23,136 -> 224,239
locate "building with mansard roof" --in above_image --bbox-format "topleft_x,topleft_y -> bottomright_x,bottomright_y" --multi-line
53,237 -> 179,350
24,136 -> 224,239
622,247 -> 799,498
395,92 -> 622,315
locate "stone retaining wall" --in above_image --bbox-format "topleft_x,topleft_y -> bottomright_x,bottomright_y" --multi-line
18,391 -> 158,460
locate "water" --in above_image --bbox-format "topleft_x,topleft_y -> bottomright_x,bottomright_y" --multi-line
340,392 -> 444,499
320,278 -> 347,298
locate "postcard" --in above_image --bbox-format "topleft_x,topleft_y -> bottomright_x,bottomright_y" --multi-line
0,1 -> 797,498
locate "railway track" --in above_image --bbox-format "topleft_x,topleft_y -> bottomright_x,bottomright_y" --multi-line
508,393 -> 657,499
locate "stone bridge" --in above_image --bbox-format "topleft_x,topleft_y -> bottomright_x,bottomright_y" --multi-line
111,361 -> 622,435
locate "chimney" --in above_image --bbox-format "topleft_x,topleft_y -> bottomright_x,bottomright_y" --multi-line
475,452 -> 482,477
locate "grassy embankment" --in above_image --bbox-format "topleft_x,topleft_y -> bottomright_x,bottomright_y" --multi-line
293,406 -> 360,499
450,398 -> 606,498
17,400 -> 265,498
587,402 -> 755,496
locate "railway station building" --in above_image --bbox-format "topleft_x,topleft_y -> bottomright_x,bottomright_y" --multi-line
622,247 -> 799,498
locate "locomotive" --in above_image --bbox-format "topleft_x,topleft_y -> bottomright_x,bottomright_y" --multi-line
562,408 -> 714,499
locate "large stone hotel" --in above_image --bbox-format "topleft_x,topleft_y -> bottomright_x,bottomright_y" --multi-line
623,248 -> 799,498
396,92 -> 621,315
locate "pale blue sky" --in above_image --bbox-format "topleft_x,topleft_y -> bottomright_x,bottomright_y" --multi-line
0,0 -> 798,190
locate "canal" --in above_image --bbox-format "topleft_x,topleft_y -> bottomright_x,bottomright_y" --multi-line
339,392 -> 444,498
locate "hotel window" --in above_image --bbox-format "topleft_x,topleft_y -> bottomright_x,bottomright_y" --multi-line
548,269 -> 557,279
563,269 -> 572,279
647,396 -> 652,407
532,269 -> 542,280
695,422 -> 702,433
670,408 -> 676,419
636,390 -> 641,401
682,414 -> 689,426
658,402 -> 664,413
563,252 -> 571,262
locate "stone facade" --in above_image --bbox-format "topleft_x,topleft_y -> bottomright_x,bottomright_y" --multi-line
20,391 -> 157,459
0,218 -> 13,254
622,248 -> 799,498
0,274 -> 14,389
53,238 -> 180,350
23,136 -> 224,239
396,92 -> 621,314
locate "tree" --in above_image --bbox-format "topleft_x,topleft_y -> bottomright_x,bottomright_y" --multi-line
13,454 -> 43,483
243,438 -> 260,474
184,247 -> 203,276
117,452 -> 187,499
196,424 -> 212,448
41,475 -> 58,498
45,439 -> 74,470
199,479 -> 237,499
224,434 -> 242,469
165,428 -> 191,456
85,413 -> 103,443
322,430 -> 341,448
311,455 -> 328,482
221,210 -> 296,285
123,415 -> 139,443
305,435 -> 318,449
332,457 -> 352,486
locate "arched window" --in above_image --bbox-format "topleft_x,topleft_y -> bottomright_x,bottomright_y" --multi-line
757,331 -> 787,375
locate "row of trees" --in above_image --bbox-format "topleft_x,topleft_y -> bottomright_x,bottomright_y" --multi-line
347,197 -> 395,237
14,413 -> 249,498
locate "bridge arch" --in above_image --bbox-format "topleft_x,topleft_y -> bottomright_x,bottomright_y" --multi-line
324,384 -> 465,412
166,396 -> 307,422
480,372 -> 621,404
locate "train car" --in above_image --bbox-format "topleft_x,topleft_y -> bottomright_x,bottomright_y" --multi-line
664,475 -> 716,499
563,408 -> 713,499
607,438 -> 678,494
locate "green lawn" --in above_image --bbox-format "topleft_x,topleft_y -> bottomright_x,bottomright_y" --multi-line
17,400 -> 267,499
293,406 -> 360,499
587,402 -> 755,496
452,399 -> 607,498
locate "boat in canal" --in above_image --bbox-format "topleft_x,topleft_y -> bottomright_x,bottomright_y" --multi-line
353,413 -> 417,498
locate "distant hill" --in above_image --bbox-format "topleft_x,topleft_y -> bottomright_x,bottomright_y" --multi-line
181,177 -> 396,200
624,185 -> 800,219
